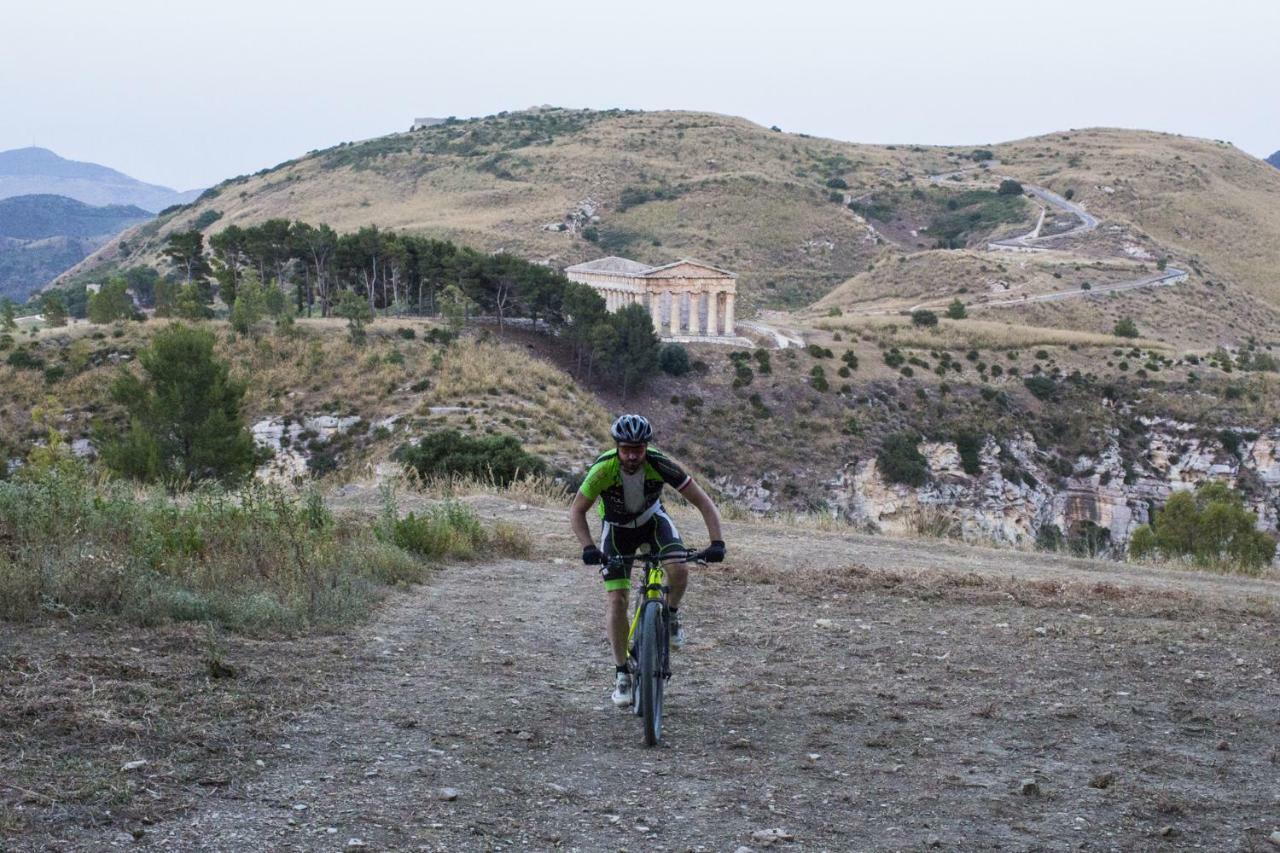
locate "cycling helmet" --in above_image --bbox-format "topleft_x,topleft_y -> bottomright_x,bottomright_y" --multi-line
610,414 -> 653,444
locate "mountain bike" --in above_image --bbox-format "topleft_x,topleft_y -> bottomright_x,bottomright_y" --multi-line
607,548 -> 709,746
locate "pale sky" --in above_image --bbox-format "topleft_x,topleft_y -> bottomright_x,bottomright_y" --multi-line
3,0 -> 1277,190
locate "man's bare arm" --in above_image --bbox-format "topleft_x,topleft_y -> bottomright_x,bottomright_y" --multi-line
680,480 -> 723,543
569,492 -> 597,549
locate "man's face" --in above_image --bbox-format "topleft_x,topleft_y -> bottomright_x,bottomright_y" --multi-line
617,442 -> 647,474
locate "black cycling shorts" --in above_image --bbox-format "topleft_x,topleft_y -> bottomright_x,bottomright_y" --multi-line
598,506 -> 685,592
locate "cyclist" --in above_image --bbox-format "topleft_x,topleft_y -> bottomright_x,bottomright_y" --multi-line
569,414 -> 726,707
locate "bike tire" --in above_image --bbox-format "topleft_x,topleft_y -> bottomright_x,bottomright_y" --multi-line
638,601 -> 665,746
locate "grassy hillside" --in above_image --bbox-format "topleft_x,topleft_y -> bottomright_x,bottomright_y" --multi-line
56,111 -> 1280,353
0,318 -> 609,480
992,128 -> 1280,307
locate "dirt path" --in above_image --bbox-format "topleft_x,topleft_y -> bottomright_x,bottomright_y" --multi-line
28,500 -> 1273,852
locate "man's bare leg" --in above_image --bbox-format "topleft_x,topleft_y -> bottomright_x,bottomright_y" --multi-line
666,562 -> 688,610
607,589 -> 629,666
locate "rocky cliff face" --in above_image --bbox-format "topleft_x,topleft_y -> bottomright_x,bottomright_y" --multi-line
718,419 -> 1280,560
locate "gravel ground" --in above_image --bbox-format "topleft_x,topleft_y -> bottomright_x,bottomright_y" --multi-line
4,498 -> 1279,851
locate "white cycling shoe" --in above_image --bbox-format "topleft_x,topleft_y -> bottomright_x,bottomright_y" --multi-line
611,671 -> 633,708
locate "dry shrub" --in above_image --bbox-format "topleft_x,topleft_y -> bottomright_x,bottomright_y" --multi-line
906,505 -> 960,539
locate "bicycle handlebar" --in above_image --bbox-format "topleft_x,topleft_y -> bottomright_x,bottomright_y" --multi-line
602,548 -> 712,570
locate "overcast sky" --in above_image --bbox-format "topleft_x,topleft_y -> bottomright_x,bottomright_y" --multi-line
3,0 -> 1277,190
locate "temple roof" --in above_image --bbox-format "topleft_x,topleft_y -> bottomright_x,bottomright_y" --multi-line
565,256 -> 736,279
564,256 -> 654,275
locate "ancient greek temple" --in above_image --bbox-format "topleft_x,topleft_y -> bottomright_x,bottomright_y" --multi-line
564,257 -> 738,338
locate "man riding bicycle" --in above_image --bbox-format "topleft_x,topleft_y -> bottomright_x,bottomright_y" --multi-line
569,414 -> 726,707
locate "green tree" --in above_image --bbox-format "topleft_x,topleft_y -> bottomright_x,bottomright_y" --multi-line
1,298 -> 15,330
334,288 -> 373,343
438,283 -> 469,333
1113,317 -> 1139,338
997,179 -> 1024,196
163,230 -> 213,286
946,299 -> 967,320
229,271 -> 267,335
1130,482 -> 1277,571
42,291 -> 68,327
101,323 -> 255,485
87,278 -> 136,324
599,303 -> 661,399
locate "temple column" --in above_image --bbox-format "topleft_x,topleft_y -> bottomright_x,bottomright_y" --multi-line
708,291 -> 721,336
649,289 -> 662,333
724,292 -> 736,336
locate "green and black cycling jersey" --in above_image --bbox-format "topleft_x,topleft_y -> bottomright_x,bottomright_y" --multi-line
578,447 -> 692,525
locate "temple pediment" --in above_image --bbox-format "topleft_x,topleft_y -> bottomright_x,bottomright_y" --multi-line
643,259 -> 737,280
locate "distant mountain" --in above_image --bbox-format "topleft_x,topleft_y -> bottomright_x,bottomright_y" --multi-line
0,194 -> 151,303
0,147 -> 201,213
1268,151 -> 1280,169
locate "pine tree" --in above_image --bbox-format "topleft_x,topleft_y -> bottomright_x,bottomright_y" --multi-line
102,323 -> 255,485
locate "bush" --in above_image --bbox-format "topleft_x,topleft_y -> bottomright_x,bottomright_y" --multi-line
911,309 -> 938,328
397,430 -> 545,485
1113,317 -> 1139,338
997,179 -> 1024,196
955,431 -> 983,475
0,468 -> 427,631
385,501 -> 489,562
809,365 -> 828,391
946,299 -> 966,320
1132,482 -> 1275,572
825,177 -> 848,190
1023,375 -> 1056,400
658,343 -> 691,376
878,432 -> 928,487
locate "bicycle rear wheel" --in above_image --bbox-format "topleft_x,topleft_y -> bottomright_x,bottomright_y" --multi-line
637,601 -> 665,746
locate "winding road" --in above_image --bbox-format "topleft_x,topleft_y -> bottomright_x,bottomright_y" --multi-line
843,163 -> 1186,316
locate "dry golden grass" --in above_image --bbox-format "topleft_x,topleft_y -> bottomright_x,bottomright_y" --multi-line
814,315 -> 1168,351
808,250 -> 1152,314
0,317 -> 609,476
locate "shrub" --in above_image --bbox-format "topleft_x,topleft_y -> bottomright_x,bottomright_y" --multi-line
384,501 -> 488,561
1023,375 -> 1056,400
1113,317 -> 1139,338
1133,482 -> 1275,572
1063,188 -> 1075,200
840,351 -> 859,371
946,299 -> 966,320
911,309 -> 938,327
809,365 -> 829,391
955,431 -> 983,475
397,430 -> 546,485
0,468 -> 428,631
825,177 -> 849,190
878,432 -> 928,487
658,343 -> 691,376
997,179 -> 1024,196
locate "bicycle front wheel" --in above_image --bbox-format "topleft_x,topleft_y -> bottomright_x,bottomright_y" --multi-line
638,601 -> 665,746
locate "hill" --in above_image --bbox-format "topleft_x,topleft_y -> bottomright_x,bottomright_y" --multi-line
0,147 -> 200,213
1267,150 -> 1280,168
62,112 -> 1280,333
0,194 -> 151,302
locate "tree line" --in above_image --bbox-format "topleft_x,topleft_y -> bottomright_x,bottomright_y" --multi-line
37,220 -> 664,397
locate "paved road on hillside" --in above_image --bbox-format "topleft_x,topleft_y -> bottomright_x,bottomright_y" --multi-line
842,165 -> 1185,317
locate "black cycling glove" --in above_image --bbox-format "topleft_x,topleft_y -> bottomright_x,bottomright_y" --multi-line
705,540 -> 726,563
582,544 -> 604,565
